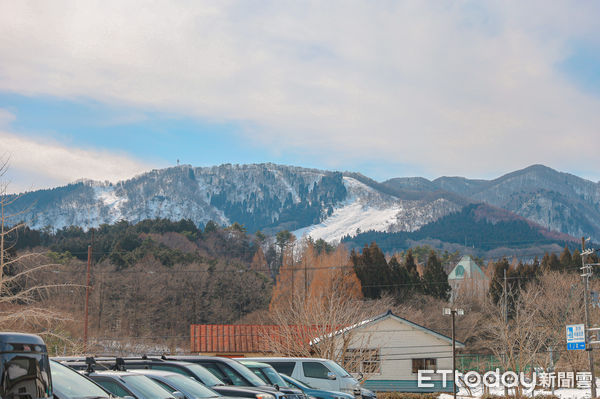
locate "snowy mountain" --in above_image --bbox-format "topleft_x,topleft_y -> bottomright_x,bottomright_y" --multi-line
7,164 -> 460,241
384,164 -> 600,242
293,176 -> 461,242
5,163 -> 597,245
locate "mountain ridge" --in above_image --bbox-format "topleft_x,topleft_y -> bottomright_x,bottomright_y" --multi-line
4,163 -> 598,248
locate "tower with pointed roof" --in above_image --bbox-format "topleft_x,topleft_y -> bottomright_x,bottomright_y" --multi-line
448,255 -> 489,302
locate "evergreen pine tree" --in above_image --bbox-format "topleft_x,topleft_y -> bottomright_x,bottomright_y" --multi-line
540,253 -> 551,271
571,249 -> 582,269
548,253 -> 561,271
389,255 -> 410,302
351,242 -> 391,299
489,258 -> 510,304
422,250 -> 450,300
559,245 -> 572,270
541,252 -> 561,271
404,249 -> 422,292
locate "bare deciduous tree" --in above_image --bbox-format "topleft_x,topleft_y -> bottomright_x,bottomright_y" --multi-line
0,157 -> 73,344
527,271 -> 590,372
265,242 -> 393,379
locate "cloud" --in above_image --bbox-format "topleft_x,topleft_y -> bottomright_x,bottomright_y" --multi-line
0,1 -> 599,179
0,131 -> 153,193
0,109 -> 16,128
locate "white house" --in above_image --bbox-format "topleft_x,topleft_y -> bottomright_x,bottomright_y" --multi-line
332,310 -> 465,392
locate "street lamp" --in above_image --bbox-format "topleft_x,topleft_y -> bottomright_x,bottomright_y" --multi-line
444,307 -> 464,399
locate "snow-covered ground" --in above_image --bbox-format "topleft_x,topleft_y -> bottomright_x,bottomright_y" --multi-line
294,200 -> 403,242
292,176 -> 459,243
438,385 -> 594,399
293,176 -> 402,242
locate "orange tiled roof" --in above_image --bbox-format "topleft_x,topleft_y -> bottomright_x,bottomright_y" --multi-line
189,324 -> 334,353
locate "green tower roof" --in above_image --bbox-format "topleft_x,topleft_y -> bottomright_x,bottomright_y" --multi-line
448,255 -> 487,280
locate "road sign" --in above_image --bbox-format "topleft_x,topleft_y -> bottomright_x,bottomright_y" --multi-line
567,324 -> 586,350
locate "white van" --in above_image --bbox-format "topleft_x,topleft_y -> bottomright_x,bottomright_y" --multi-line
240,357 -> 362,397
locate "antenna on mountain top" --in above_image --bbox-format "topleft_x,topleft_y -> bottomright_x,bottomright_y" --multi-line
177,159 -> 180,166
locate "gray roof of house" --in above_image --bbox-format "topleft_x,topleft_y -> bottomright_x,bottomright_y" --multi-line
321,310 -> 466,348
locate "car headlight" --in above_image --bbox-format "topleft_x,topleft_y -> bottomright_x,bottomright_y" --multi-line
256,394 -> 276,399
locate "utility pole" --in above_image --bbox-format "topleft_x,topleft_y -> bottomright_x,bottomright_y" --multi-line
83,244 -> 92,353
291,264 -> 294,310
304,257 -> 308,302
503,268 -> 508,324
582,237 -> 597,398
444,307 -> 464,399
503,267 -> 508,396
83,230 -> 94,353
452,311 -> 456,399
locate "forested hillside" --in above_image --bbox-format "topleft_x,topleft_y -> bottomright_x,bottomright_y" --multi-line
342,203 -> 579,256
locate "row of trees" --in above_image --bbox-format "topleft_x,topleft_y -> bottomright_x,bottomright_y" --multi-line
488,245 -> 600,305
351,242 -> 451,301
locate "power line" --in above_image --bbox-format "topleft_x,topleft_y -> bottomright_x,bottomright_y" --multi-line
40,263 -> 588,291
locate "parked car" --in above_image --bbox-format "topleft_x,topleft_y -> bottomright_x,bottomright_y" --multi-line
129,369 -> 246,399
50,360 -> 112,399
161,356 -> 302,399
278,374 -> 354,399
57,357 -> 280,399
240,358 -> 362,398
0,332 -> 52,399
86,369 -> 179,399
237,361 -> 291,389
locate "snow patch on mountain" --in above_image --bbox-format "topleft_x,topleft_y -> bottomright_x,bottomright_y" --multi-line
94,185 -> 127,214
293,177 -> 460,242
294,201 -> 403,242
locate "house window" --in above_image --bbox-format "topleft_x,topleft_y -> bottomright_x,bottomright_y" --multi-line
412,358 -> 437,374
343,348 -> 381,374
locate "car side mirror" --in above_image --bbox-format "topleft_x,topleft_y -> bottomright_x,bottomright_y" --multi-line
173,391 -> 185,399
273,384 -> 280,391
327,372 -> 337,380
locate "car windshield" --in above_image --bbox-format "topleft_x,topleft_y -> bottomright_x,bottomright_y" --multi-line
49,361 -> 109,399
185,364 -> 225,386
323,361 -> 351,378
165,374 -> 221,398
256,367 -> 288,387
226,362 -> 267,386
122,374 -> 174,399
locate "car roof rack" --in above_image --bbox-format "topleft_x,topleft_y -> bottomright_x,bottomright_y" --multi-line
85,356 -> 96,374
112,357 -> 127,371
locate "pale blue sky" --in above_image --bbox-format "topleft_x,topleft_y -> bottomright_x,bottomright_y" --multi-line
1,1 -> 599,192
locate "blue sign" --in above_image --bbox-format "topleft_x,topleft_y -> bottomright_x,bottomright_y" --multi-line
567,324 -> 586,351
567,342 -> 586,350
